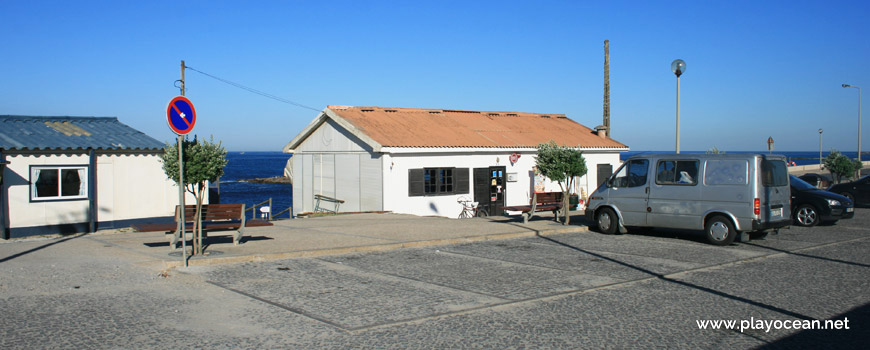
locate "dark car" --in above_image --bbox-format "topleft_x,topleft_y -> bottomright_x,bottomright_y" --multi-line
790,175 -> 854,226
828,175 -> 870,206
798,173 -> 832,189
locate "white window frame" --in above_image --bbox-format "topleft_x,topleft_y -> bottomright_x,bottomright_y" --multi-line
30,165 -> 88,201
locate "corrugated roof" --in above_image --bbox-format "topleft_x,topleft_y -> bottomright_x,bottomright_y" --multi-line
0,116 -> 165,151
321,106 -> 628,149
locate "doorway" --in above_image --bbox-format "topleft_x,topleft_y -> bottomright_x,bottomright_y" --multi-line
473,166 -> 506,216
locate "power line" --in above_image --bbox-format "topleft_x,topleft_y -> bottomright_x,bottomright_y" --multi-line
184,65 -> 321,112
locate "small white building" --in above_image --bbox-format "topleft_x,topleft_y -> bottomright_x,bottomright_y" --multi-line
0,116 -> 188,238
284,106 -> 629,218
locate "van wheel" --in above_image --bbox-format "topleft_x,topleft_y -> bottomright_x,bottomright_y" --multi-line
596,208 -> 619,235
794,204 -> 819,227
705,215 -> 737,246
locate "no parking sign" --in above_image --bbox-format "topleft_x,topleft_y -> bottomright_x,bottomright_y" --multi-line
166,96 -> 196,135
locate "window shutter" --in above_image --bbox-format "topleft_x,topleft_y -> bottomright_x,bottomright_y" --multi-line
408,169 -> 424,196
455,168 -> 469,194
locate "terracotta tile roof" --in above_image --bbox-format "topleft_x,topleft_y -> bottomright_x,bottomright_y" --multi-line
326,105 -> 627,149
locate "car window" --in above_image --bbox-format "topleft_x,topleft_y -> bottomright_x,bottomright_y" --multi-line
611,159 -> 649,188
762,159 -> 788,187
790,175 -> 816,191
656,160 -> 699,185
705,160 -> 748,185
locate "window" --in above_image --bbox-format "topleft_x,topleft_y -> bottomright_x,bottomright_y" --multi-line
705,160 -> 748,185
610,159 -> 649,188
655,160 -> 699,185
30,166 -> 87,201
409,167 -> 469,196
761,159 -> 788,187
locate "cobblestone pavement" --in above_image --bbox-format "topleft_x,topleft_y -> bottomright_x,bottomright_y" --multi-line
1,210 -> 868,349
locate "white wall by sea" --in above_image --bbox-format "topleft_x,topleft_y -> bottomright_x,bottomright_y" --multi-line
4,152 -> 196,230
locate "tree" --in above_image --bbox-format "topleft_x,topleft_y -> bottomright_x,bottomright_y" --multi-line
824,150 -> 860,184
706,147 -> 725,154
160,135 -> 228,254
535,141 -> 588,225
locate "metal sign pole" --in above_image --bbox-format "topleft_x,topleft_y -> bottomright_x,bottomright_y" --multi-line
178,134 -> 187,267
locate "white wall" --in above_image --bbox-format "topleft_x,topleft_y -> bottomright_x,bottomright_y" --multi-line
3,152 -> 193,229
382,149 -> 622,218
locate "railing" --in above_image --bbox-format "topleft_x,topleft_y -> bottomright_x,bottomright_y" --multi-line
244,198 -> 293,220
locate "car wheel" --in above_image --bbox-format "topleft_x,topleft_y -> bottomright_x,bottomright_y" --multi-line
842,192 -> 856,204
596,207 -> 619,235
793,204 -> 819,227
705,215 -> 737,246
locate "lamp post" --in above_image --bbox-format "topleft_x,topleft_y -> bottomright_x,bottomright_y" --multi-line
671,59 -> 686,154
842,84 -> 862,162
819,128 -> 823,169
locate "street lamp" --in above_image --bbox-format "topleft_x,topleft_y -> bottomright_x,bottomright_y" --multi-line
671,59 -> 686,154
819,128 -> 823,168
842,84 -> 862,162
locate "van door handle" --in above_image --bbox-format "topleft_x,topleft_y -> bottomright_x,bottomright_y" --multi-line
645,187 -> 649,194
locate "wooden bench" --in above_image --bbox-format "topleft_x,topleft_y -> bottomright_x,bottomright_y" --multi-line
131,203 -> 273,249
314,194 -> 345,214
502,192 -> 564,224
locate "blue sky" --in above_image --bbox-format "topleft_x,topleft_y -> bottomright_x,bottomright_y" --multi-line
2,0 -> 868,152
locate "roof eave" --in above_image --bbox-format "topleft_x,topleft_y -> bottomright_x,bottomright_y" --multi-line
283,107 -> 384,153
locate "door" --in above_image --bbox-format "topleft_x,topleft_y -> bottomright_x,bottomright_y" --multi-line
606,159 -> 650,226
473,167 -> 506,215
647,159 -> 702,229
597,164 -> 613,187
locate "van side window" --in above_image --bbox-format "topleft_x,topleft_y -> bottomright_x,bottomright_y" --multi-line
611,159 -> 649,188
705,160 -> 748,185
655,160 -> 699,185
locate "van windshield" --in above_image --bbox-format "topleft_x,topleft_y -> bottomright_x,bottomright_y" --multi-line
761,159 -> 788,187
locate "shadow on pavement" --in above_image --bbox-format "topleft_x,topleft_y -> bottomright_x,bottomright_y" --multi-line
0,235 -> 81,264
536,234 -> 815,321
743,241 -> 870,268
142,235 -> 274,248
758,302 -> 870,349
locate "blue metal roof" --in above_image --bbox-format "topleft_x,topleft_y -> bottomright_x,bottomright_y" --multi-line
0,116 -> 165,151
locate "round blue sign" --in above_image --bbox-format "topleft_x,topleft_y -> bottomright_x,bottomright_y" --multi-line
166,96 -> 196,135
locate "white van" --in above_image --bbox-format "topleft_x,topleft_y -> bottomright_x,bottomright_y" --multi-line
584,153 -> 791,245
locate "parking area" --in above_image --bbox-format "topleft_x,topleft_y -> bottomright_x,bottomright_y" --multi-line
1,210 -> 868,348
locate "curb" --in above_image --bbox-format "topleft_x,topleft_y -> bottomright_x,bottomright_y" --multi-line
163,225 -> 589,268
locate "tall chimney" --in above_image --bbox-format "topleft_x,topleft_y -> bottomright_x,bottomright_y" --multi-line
603,39 -> 610,137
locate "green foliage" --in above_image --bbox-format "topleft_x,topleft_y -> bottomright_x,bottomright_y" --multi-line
824,149 -> 859,183
535,141 -> 588,182
160,135 -> 228,255
161,135 -> 228,193
706,147 -> 725,154
535,141 -> 588,224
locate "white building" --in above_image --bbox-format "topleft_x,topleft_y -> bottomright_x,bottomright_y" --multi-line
284,106 -> 629,218
0,116 -> 189,238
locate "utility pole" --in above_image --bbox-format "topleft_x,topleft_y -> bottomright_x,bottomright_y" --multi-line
603,40 -> 610,137
178,60 -> 187,266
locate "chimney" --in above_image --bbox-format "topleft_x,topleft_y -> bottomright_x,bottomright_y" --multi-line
595,125 -> 608,139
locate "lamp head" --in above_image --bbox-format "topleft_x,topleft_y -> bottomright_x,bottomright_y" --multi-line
671,59 -> 686,77
819,128 -> 823,134
843,84 -> 851,88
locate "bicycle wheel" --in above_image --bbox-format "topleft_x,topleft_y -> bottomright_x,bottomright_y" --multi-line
475,208 -> 489,217
458,209 -> 472,219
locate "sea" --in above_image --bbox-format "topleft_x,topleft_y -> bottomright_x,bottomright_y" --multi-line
216,152 -> 293,220
218,150 -> 864,219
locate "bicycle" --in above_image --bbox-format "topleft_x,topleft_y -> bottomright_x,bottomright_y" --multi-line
457,196 -> 488,218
